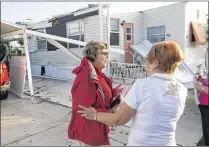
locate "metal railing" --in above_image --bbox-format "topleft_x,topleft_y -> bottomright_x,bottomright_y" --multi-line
109,61 -> 147,84
30,61 -> 147,84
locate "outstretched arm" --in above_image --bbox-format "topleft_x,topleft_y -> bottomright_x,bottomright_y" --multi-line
78,102 -> 136,126
78,79 -> 142,126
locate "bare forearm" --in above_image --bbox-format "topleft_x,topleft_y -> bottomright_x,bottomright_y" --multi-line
97,106 -> 131,126
96,112 -> 122,126
78,103 -> 135,126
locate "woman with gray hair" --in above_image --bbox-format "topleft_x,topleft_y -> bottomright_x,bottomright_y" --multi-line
68,40 -> 124,146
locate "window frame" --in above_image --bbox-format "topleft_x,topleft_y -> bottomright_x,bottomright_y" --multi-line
126,27 -> 132,42
110,18 -> 120,47
36,29 -> 47,51
68,34 -> 84,48
66,20 -> 85,48
147,25 -> 166,44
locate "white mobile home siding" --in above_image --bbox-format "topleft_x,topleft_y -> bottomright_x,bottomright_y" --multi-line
28,15 -> 100,67
28,35 -> 38,52
184,2 -> 207,71
83,15 -> 101,42
101,8 -> 125,63
29,49 -> 80,80
28,14 -> 101,78
101,8 -> 144,63
143,2 -> 186,53
111,12 -> 144,49
29,49 -> 80,67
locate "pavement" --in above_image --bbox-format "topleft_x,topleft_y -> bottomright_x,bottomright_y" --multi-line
1,77 -> 204,146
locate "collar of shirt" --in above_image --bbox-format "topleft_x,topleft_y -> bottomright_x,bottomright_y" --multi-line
94,66 -> 104,78
151,73 -> 176,81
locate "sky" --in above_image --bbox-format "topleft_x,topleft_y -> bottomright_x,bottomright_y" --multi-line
1,2 -> 208,23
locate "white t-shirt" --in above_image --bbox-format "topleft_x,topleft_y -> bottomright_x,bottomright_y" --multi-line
124,73 -> 187,146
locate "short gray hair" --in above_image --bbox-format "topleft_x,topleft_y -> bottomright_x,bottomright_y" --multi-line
83,40 -> 107,62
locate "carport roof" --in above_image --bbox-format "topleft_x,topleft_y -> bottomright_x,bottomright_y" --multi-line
1,21 -> 23,36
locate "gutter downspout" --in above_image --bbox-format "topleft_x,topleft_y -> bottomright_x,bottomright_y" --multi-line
99,3 -> 103,42
106,4 -> 111,77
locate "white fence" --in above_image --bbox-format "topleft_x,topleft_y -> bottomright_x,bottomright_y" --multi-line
109,62 -> 147,84
31,65 -> 76,80
31,62 -> 147,84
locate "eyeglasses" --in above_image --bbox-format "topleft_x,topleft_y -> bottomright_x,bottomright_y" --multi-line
97,52 -> 109,56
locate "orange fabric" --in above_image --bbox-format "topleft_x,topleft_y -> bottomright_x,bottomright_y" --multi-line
0,63 -> 9,85
191,22 -> 206,45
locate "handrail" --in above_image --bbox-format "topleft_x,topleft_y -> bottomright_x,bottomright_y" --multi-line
109,61 -> 147,84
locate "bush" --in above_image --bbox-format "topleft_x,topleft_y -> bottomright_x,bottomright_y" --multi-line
18,40 -> 24,46
0,39 -> 10,61
9,49 -> 25,57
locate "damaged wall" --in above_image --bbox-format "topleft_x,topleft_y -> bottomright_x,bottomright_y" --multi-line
143,2 -> 185,50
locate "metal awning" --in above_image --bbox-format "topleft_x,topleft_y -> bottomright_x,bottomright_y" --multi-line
1,20 -> 34,98
1,20 -> 88,98
0,21 -> 86,98
1,21 -> 23,35
1,11 -> 113,97
191,22 -> 206,45
1,21 -> 24,39
131,40 -> 195,89
1,19 -> 112,97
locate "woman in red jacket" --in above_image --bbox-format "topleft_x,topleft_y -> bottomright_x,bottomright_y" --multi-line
68,41 -> 123,146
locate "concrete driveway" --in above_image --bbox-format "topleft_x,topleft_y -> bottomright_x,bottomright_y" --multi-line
1,77 -> 204,146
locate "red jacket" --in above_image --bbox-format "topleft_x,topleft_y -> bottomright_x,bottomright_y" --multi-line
68,57 -> 119,146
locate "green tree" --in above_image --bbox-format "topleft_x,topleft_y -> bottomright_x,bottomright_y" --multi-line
0,39 -> 10,61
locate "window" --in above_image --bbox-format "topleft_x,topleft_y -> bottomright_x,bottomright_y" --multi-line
68,35 -> 84,48
147,26 -> 165,44
67,20 -> 85,48
110,19 -> 119,46
126,27 -> 132,42
36,29 -> 47,51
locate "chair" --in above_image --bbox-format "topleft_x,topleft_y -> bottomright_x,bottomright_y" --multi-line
109,60 -> 125,83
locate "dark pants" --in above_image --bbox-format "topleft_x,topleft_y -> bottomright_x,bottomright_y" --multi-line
199,105 -> 209,146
